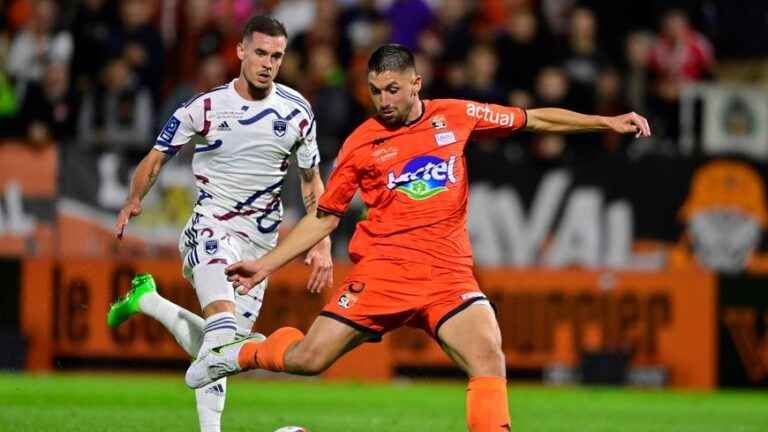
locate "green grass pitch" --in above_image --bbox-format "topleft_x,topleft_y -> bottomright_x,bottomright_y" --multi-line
0,373 -> 766,431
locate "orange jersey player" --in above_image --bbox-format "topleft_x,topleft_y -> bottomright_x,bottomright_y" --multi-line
313,98 -> 526,338
187,44 -> 651,432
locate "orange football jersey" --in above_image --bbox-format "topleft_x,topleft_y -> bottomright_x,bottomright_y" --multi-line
318,99 -> 526,268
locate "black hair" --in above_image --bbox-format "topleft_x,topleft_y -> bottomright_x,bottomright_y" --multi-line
367,44 -> 416,74
242,15 -> 288,40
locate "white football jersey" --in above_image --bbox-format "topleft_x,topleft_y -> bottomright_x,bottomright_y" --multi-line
154,79 -> 319,248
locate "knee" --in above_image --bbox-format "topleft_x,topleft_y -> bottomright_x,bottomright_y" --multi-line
466,339 -> 506,377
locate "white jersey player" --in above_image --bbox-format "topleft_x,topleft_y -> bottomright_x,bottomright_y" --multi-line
110,16 -> 332,432
158,76 -> 321,319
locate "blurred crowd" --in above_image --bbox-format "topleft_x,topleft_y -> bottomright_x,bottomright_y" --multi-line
1,0 -> 766,168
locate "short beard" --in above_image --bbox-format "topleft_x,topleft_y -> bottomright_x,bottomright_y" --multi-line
245,73 -> 271,99
378,98 -> 414,127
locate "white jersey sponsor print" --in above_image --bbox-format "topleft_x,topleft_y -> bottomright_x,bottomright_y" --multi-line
154,80 -> 319,249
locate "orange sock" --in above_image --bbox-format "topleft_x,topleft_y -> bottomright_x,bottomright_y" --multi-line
237,327 -> 304,372
466,376 -> 511,431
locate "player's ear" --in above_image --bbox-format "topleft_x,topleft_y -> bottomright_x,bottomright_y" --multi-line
412,75 -> 422,97
237,41 -> 245,61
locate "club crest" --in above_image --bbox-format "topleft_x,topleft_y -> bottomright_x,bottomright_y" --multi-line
205,239 -> 219,255
273,119 -> 287,137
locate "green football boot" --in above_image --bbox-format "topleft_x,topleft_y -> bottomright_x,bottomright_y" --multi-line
106,273 -> 157,327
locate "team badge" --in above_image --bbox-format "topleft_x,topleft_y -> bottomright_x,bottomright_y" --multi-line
204,239 -> 219,255
273,119 -> 287,137
430,115 -> 447,129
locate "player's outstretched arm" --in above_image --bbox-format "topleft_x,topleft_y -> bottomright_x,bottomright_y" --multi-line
524,108 -> 651,137
115,149 -> 170,239
226,210 -> 340,293
299,166 -> 333,293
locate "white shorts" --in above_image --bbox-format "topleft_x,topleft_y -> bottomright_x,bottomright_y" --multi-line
179,213 -> 269,336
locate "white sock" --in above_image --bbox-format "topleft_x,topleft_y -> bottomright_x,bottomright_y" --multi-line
138,292 -> 204,357
195,312 -> 237,432
196,378 -> 227,432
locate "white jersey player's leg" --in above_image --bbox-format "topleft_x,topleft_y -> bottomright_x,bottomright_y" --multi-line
138,291 -> 205,357
182,215 -> 269,432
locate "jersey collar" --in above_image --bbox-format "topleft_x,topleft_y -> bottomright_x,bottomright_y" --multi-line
403,100 -> 426,127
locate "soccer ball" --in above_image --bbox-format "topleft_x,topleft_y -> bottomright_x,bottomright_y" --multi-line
273,427 -> 309,432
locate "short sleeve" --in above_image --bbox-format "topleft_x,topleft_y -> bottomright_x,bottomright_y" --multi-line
296,117 -> 320,169
463,101 -> 527,138
317,138 -> 361,217
153,103 -> 199,156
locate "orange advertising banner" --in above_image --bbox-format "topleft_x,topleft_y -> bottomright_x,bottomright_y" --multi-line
389,269 -> 717,389
21,260 -> 716,388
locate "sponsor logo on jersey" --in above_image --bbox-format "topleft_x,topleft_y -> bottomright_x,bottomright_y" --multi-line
211,110 -> 245,119
435,131 -> 456,146
204,239 -> 219,255
386,155 -> 457,200
465,103 -> 516,126
273,119 -> 287,137
217,121 -> 231,131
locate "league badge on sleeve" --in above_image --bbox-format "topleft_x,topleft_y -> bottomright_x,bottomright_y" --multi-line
273,119 -> 287,137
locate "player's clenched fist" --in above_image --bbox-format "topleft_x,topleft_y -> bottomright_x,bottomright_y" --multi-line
226,261 -> 271,294
115,201 -> 142,239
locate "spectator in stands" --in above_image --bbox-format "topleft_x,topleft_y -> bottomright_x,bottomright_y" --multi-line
480,0 -> 531,30
6,0 -> 72,105
0,0 -> 11,58
455,44 -> 505,104
494,9 -> 551,95
290,0 -> 352,83
70,0 -> 116,93
5,0 -> 33,33
109,0 -> 164,104
306,43 -> 358,165
174,0 -> 244,83
595,67 -> 630,152
417,0 -> 473,65
158,54 -> 227,133
560,6 -> 606,113
648,8 -> 714,139
623,31 -> 653,116
649,8 -> 714,89
271,0 -> 315,42
413,51 -> 436,97
339,0 -> 385,68
17,61 -> 78,147
531,66 -> 570,160
540,0 -> 577,38
77,57 -> 153,159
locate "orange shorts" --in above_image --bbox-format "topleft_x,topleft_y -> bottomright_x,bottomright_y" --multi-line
320,259 -> 490,341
